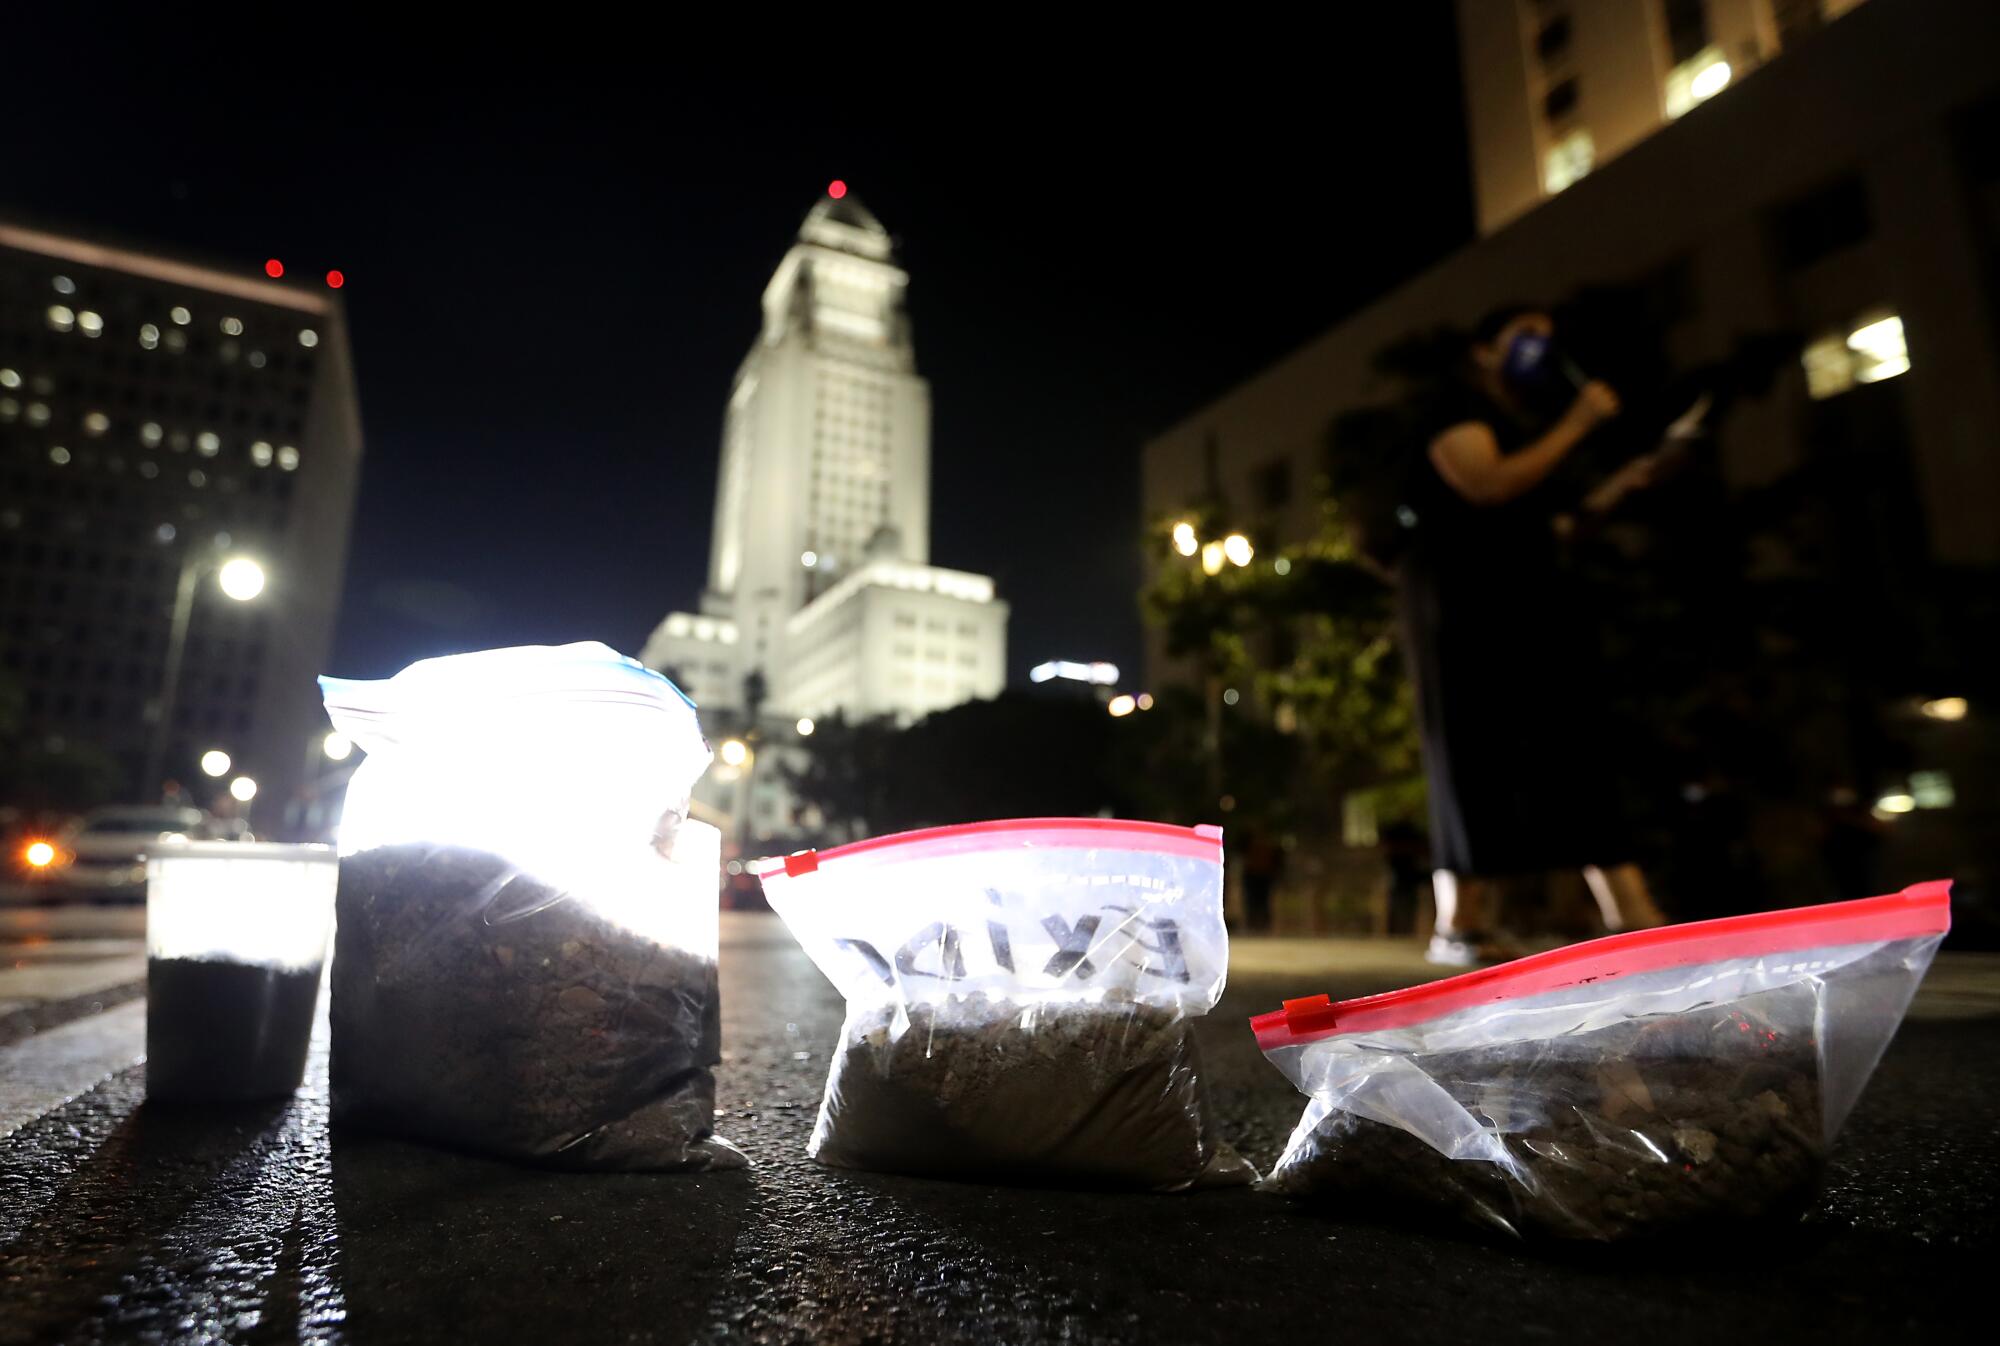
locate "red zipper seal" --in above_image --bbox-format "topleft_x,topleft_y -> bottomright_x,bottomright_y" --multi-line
1252,880 -> 1952,1049
760,817 -> 1224,881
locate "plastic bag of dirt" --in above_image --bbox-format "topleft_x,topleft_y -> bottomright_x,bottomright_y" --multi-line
758,818 -> 1255,1190
320,642 -> 742,1171
1253,882 -> 1951,1239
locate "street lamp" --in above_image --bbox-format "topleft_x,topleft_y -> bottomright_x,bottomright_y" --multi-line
142,547 -> 268,801
199,749 -> 232,778
230,775 -> 258,802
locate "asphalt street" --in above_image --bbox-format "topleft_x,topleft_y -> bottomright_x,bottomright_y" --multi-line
1,908 -> 1996,1344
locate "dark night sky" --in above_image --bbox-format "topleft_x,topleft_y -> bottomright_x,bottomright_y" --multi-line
6,21 -> 1473,684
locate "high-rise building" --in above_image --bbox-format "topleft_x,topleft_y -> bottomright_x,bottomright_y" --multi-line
0,221 -> 364,828
1463,0 -> 1875,235
644,189 -> 1006,726
1142,0 -> 2000,903
642,188 -> 1008,847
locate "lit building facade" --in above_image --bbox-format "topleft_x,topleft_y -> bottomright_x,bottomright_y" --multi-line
1463,0 -> 1875,234
642,189 -> 1007,844
0,221 -> 363,828
1142,0 -> 2000,903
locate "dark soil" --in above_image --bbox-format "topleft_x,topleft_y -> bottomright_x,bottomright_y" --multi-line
331,842 -> 740,1171
814,993 -> 1254,1190
146,957 -> 321,1105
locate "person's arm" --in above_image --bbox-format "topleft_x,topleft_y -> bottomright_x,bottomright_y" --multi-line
1429,381 -> 1620,507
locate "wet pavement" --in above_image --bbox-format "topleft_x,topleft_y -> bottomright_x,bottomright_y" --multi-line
2,912 -> 1996,1344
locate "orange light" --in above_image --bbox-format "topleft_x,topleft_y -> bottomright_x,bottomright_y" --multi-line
24,840 -> 57,869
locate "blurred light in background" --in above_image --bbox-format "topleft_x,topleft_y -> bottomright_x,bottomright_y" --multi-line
1107,694 -> 1136,717
218,557 -> 266,601
1921,696 -> 1968,721
265,258 -> 284,278
801,550 -> 818,568
719,739 -> 750,768
1201,541 -> 1225,575
25,841 -> 56,869
1171,521 -> 1198,556
1136,693 -> 1154,711
229,776 -> 258,803
326,270 -> 345,289
1274,556 -> 1293,576
323,731 -> 353,762
796,717 -> 815,737
169,306 -> 191,325
1223,533 -> 1254,567
1029,660 -> 1119,686
1222,687 -> 1241,706
828,180 -> 848,199
200,749 -> 232,778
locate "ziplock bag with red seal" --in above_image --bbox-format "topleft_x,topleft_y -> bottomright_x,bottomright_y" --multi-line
759,818 -> 1256,1189
1254,883 -> 1950,1239
321,642 -> 743,1171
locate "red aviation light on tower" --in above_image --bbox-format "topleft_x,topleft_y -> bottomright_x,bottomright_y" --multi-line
827,180 -> 848,200
326,270 -> 345,289
264,258 -> 285,278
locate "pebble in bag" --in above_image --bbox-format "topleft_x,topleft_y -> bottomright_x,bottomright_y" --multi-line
760,818 -> 1256,1190
321,642 -> 743,1171
1254,882 -> 1950,1239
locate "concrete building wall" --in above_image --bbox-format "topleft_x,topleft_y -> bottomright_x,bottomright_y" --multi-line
1144,0 -> 2000,687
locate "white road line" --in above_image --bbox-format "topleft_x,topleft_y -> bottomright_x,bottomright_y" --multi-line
0,955 -> 147,1007
0,999 -> 145,1138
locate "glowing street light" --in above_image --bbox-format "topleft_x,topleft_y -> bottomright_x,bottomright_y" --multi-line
25,840 -> 56,869
144,548 -> 270,798
323,731 -> 354,761
1201,541 -> 1225,576
796,717 -> 815,737
229,775 -> 258,803
1222,533 -> 1254,567
1171,521 -> 1198,557
199,749 -> 232,778
719,738 -> 750,768
217,556 -> 266,601
1107,694 -> 1137,717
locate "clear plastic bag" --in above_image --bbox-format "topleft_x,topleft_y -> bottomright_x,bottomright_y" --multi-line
759,818 -> 1256,1189
320,642 -> 742,1170
1255,883 -> 1951,1239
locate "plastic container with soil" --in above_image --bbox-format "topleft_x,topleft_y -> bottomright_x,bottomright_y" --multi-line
1253,882 -> 1951,1240
145,841 -> 338,1105
759,817 -> 1257,1191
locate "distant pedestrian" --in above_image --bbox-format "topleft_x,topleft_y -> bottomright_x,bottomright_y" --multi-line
1240,828 -> 1283,933
1395,305 -> 1672,965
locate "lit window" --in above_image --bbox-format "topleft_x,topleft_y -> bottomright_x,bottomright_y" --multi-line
1544,128 -> 1594,194
1664,46 -> 1732,119
196,431 -> 221,456
298,328 -> 319,348
0,368 -> 19,389
47,305 -> 76,333
277,445 -> 300,471
83,411 -> 110,435
78,311 -> 104,337
169,306 -> 192,325
141,422 -> 164,446
221,316 -> 244,336
250,441 -> 274,467
52,275 -> 76,295
1803,311 -> 1910,398
1848,314 -> 1909,383
139,323 -> 160,349
50,446 -> 71,465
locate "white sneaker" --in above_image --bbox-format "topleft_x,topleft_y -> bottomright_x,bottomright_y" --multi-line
1425,933 -> 1479,967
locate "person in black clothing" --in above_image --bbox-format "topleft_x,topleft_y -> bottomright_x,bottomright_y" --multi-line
1398,305 -> 1671,965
